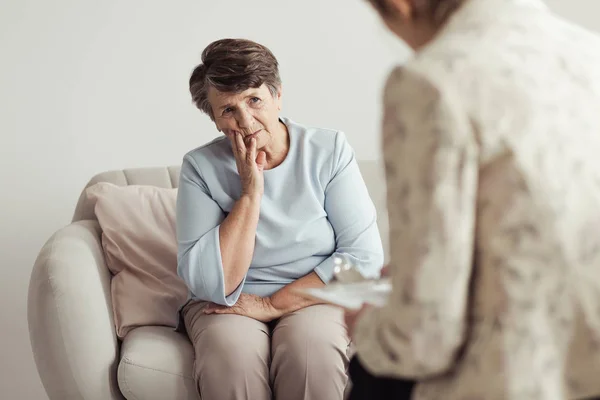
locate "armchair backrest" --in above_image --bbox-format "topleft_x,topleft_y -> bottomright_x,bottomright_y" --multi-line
72,167 -> 181,222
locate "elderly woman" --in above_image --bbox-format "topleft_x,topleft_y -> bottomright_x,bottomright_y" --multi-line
176,38 -> 384,400
345,0 -> 600,399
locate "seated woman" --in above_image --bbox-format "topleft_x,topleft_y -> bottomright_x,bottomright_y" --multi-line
176,38 -> 384,400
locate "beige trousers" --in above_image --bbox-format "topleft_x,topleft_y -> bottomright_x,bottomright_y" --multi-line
182,301 -> 350,400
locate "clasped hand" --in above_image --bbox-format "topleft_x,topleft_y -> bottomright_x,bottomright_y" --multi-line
204,293 -> 280,322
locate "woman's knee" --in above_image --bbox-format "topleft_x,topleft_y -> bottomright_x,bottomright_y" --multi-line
272,306 -> 350,373
271,307 -> 350,399
189,317 -> 271,400
276,330 -> 348,372
190,315 -> 270,380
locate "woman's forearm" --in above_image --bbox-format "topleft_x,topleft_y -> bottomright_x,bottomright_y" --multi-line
268,271 -> 325,316
219,193 -> 262,295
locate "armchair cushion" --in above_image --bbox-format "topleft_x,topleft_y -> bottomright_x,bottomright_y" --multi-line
118,326 -> 199,400
86,182 -> 188,338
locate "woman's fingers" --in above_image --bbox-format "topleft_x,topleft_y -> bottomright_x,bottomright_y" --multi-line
228,132 -> 237,152
229,133 -> 242,167
204,303 -> 225,314
227,131 -> 264,197
256,150 -> 267,171
247,137 -> 257,165
234,131 -> 246,159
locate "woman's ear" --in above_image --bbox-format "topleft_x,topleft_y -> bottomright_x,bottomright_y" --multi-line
276,85 -> 283,111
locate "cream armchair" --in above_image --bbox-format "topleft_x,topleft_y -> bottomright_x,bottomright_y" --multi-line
27,164 -> 388,400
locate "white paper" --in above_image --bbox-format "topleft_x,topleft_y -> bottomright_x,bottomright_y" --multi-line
295,278 -> 391,310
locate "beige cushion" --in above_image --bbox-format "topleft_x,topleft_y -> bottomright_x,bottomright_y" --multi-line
86,183 -> 189,339
118,326 -> 198,400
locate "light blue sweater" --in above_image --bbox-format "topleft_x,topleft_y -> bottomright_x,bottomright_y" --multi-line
176,117 -> 384,306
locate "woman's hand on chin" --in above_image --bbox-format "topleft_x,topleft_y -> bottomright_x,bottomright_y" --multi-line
204,293 -> 281,322
228,131 -> 266,198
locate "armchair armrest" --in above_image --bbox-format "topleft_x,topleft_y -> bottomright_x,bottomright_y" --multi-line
27,220 -> 125,400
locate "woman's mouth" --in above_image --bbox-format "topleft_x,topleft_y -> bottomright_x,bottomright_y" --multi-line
245,130 -> 262,141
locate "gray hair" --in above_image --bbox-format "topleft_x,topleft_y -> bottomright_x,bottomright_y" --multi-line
369,0 -> 466,24
189,39 -> 281,120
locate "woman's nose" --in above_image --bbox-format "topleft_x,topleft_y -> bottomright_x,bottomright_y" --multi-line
236,109 -> 253,129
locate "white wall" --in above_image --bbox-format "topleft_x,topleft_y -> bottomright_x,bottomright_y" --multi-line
0,0 -> 598,399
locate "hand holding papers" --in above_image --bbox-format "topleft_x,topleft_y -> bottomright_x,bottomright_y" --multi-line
294,256 -> 391,310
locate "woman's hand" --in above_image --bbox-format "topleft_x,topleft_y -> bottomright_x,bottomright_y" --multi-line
380,264 -> 390,278
345,265 -> 386,337
229,132 -> 267,198
204,293 -> 280,322
344,265 -> 386,336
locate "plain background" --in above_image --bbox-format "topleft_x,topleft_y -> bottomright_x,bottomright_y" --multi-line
0,0 -> 598,398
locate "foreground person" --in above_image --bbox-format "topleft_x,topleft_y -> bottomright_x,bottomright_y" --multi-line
346,0 -> 600,399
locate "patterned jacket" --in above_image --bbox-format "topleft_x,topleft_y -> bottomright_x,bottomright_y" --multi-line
354,0 -> 600,399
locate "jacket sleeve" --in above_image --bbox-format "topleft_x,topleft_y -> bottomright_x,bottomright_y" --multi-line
314,131 -> 385,283
176,155 -> 244,306
354,66 -> 479,378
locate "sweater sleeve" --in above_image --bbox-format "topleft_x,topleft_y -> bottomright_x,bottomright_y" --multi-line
353,67 -> 478,378
313,131 -> 385,283
176,155 -> 244,306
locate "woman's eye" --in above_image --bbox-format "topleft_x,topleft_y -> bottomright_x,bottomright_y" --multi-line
223,107 -> 233,115
250,97 -> 261,104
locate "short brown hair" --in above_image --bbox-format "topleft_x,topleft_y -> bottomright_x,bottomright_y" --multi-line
189,38 -> 281,119
368,0 -> 464,24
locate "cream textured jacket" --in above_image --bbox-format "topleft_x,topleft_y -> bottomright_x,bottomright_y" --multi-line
354,0 -> 600,399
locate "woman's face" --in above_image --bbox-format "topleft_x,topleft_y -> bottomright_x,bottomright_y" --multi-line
208,83 -> 283,150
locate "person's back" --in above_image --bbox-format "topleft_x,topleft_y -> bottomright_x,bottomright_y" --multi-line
402,0 -> 600,398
